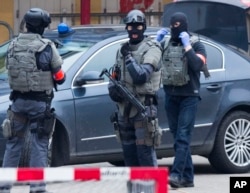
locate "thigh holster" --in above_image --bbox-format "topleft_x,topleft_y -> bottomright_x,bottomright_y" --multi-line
29,108 -> 55,138
2,108 -> 28,138
134,117 -> 162,147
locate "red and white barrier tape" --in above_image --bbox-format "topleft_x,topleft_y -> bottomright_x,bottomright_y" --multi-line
0,167 -> 168,193
0,167 -> 168,181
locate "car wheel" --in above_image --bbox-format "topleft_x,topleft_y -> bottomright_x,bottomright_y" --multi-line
208,111 -> 250,173
50,126 -> 70,167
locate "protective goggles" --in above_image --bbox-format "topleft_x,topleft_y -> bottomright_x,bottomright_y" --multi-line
124,15 -> 145,24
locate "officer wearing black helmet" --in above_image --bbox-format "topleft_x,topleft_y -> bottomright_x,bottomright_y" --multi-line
0,8 -> 65,193
108,9 -> 162,166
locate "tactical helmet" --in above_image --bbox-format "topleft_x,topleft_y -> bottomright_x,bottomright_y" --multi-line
24,8 -> 51,28
124,9 -> 146,29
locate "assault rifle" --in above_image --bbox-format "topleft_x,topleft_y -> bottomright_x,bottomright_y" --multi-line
99,68 -> 146,114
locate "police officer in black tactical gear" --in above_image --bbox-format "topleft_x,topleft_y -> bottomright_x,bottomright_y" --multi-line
108,9 -> 162,167
156,12 -> 207,188
0,8 -> 65,193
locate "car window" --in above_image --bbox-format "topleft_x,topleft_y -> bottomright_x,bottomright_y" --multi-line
0,41 -> 9,81
163,2 -> 247,52
57,40 -> 93,58
82,40 -> 126,82
203,43 -> 223,70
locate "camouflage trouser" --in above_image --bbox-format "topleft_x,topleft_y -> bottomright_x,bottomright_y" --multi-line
116,104 -> 161,166
0,98 -> 50,192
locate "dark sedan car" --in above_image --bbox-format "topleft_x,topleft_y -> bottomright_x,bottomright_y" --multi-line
1,25 -> 250,174
162,0 -> 250,54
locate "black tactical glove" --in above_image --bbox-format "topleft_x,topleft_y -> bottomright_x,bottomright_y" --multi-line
120,43 -> 131,57
108,82 -> 123,102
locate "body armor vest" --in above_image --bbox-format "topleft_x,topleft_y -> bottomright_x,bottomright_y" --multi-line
116,37 -> 161,118
6,33 -> 54,93
162,41 -> 189,86
117,37 -> 161,95
162,36 -> 210,86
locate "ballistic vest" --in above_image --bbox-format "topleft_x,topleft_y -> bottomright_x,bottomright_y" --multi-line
6,33 -> 54,94
116,37 -> 162,118
162,36 -> 210,86
117,37 -> 162,95
162,40 -> 189,86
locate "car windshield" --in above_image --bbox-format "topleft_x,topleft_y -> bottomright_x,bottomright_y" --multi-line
0,30 -> 97,96
53,41 -> 92,72
163,1 -> 248,52
0,32 -> 96,79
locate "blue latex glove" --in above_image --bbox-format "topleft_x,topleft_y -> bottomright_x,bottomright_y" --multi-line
179,32 -> 190,47
156,28 -> 169,42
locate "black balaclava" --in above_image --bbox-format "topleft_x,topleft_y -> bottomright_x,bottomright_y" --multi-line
126,23 -> 145,44
170,12 -> 188,43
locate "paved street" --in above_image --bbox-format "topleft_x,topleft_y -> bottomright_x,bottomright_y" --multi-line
160,156 -> 250,193
9,156 -> 250,193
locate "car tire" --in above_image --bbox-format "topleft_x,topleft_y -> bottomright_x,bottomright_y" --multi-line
50,126 -> 70,167
208,111 -> 250,173
50,132 -> 63,167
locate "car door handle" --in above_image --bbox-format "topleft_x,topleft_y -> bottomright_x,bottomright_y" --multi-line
206,84 -> 222,92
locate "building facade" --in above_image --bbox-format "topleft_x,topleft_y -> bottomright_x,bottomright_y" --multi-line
0,0 -> 172,43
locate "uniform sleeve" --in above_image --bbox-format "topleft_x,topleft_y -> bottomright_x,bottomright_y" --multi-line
46,42 -> 66,85
185,41 -> 207,72
50,42 -> 63,72
37,45 -> 53,71
142,42 -> 162,70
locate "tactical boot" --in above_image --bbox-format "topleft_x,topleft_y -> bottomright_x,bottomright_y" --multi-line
169,176 -> 194,188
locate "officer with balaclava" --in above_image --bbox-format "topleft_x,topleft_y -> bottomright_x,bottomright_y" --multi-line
0,8 -> 65,193
108,9 -> 162,167
156,12 -> 207,188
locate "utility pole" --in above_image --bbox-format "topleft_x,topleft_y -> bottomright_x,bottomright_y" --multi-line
80,0 -> 90,24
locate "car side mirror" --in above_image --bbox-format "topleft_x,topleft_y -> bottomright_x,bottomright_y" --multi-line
75,71 -> 104,86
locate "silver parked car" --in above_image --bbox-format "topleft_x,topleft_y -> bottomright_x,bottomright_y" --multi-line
1,25 -> 250,173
